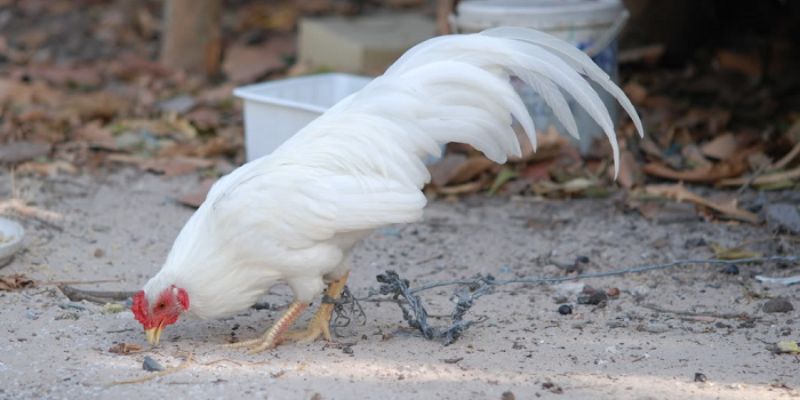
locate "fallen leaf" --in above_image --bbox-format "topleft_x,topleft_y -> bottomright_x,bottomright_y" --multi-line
436,180 -> 484,196
16,161 -> 77,176
710,244 -> 762,260
772,141 -> 800,170
623,82 -> 648,105
176,178 -> 217,208
75,121 -> 117,150
775,341 -> 800,354
0,141 -> 51,163
642,160 -> 747,183
718,166 -> 800,187
108,343 -> 143,354
701,133 -> 738,160
0,274 -> 35,291
716,50 -> 762,78
644,184 -> 759,223
488,168 -> 518,195
616,149 -> 642,189
223,42 -> 290,83
428,154 -> 467,187
449,156 -> 495,184
108,154 -> 213,176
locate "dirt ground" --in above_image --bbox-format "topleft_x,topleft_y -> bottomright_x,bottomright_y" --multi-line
0,168 -> 798,400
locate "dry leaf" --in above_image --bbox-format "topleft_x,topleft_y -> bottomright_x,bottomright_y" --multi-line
108,343 -> 143,354
701,133 -> 738,160
449,156 -> 495,184
623,82 -> 648,105
16,161 -> 77,176
176,178 -> 217,208
617,149 -> 642,189
772,141 -> 800,170
428,154 -> 467,187
436,181 -> 484,196
0,141 -> 51,163
718,166 -> 800,187
644,184 -> 758,223
642,161 -> 746,183
223,43 -> 289,83
710,243 -> 762,260
0,274 -> 35,291
775,341 -> 800,354
75,121 -> 117,150
716,50 -> 762,78
108,154 -> 213,177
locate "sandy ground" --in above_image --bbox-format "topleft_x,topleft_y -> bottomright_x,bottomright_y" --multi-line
0,168 -> 798,400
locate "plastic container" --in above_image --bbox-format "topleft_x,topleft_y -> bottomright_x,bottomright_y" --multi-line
234,73 -> 372,161
451,0 -> 629,152
0,217 -> 24,269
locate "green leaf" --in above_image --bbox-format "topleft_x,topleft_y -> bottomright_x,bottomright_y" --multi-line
488,168 -> 518,195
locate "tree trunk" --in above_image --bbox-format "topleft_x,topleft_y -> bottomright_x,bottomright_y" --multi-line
159,0 -> 222,76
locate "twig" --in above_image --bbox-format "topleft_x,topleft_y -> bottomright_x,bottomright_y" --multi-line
0,198 -> 63,224
639,303 -> 751,320
111,352 -> 193,385
58,285 -> 135,304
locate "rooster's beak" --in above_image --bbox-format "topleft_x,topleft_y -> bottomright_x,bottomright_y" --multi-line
145,322 -> 164,345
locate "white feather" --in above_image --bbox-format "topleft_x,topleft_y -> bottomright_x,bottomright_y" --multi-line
142,28 -> 643,320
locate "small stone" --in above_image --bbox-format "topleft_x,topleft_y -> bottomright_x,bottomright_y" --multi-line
142,356 -> 164,372
763,297 -> 794,314
721,265 -> 739,275
694,372 -> 708,382
577,291 -> 608,306
553,296 -> 568,304
606,287 -> 621,298
501,391 -> 516,400
558,304 -> 573,315
684,237 -> 707,248
55,312 -> 80,321
766,203 -> 800,235
93,248 -> 105,258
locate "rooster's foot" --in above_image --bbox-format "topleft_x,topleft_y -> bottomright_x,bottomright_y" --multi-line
226,301 -> 309,354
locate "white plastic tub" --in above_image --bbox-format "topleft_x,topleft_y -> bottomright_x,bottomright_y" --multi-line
234,73 -> 371,161
451,0 -> 629,152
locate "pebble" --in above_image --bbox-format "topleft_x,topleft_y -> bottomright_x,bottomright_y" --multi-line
142,356 -> 164,372
558,304 -> 573,315
721,265 -> 739,275
577,291 -> 608,306
766,203 -> 800,235
501,391 -> 516,400
694,372 -> 708,383
606,287 -> 620,298
59,302 -> 87,311
763,297 -> 794,313
55,312 -> 80,320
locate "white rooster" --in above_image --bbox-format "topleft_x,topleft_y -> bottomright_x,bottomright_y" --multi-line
132,27 -> 643,353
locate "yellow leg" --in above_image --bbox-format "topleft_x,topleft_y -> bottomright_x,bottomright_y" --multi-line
226,301 -> 309,354
284,272 -> 349,343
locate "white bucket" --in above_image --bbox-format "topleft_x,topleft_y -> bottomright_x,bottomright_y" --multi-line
234,73 -> 371,161
451,0 -> 629,153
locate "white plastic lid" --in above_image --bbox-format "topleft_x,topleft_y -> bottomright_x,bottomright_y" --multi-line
456,0 -> 624,31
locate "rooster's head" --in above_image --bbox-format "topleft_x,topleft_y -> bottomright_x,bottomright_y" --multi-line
131,285 -> 189,345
